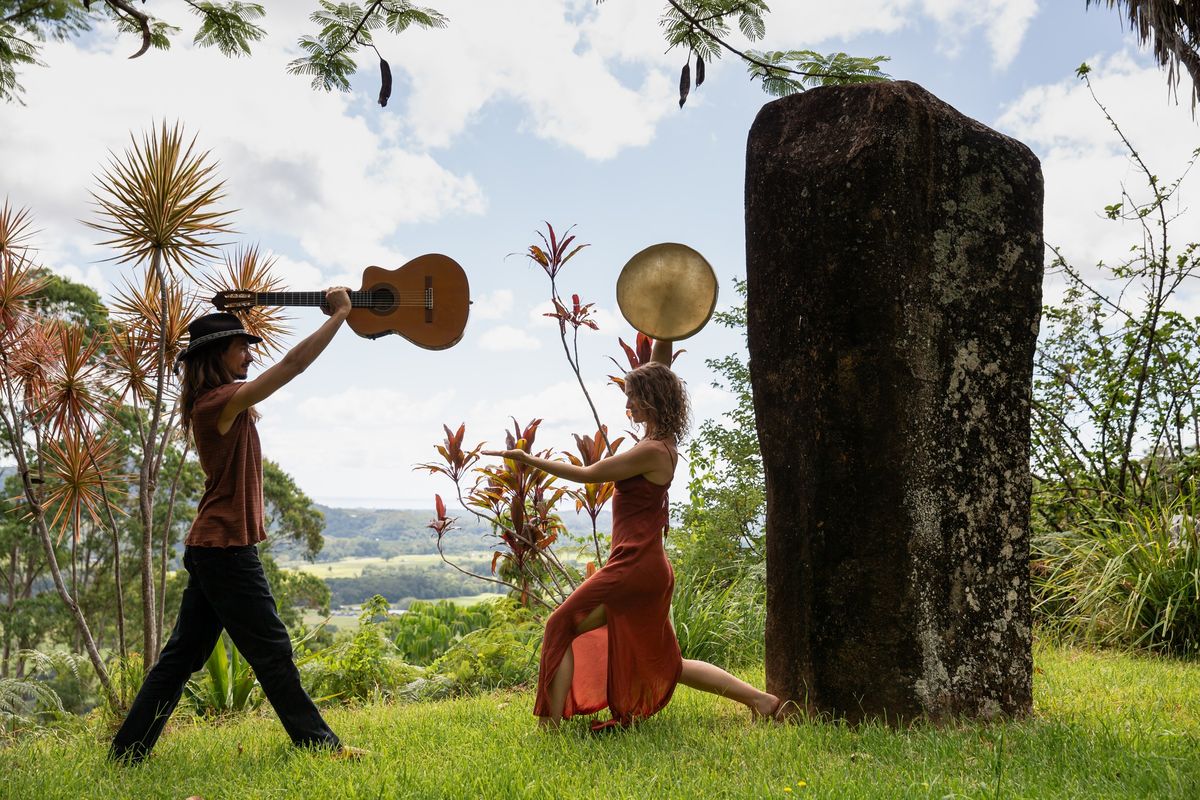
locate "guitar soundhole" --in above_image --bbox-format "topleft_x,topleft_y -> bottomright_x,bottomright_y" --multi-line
367,285 -> 396,316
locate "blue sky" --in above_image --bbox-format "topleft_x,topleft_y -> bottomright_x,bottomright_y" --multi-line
2,1 -> 1196,508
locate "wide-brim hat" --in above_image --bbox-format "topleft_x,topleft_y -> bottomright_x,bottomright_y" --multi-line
176,312 -> 263,363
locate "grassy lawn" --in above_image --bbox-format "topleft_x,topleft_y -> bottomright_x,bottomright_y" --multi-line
2,642 -> 1196,799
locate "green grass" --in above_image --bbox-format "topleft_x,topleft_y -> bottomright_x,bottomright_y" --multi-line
2,642 -> 1197,799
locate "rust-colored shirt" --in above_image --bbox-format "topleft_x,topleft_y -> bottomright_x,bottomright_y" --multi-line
184,382 -> 266,548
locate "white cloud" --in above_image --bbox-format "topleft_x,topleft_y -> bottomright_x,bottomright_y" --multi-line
479,325 -> 542,351
759,0 -> 913,47
2,2 -> 485,281
259,385 -> 463,504
391,0 -> 676,159
470,288 -> 515,320
749,1 -> 1039,69
996,51 -> 1200,312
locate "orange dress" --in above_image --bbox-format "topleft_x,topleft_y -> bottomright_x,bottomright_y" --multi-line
533,445 -> 682,727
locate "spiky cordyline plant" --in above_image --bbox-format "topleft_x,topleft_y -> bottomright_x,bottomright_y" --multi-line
87,121 -> 234,279
109,265 -> 201,403
37,323 -> 109,436
200,243 -> 292,356
88,121 -> 234,664
0,198 -> 37,256
0,205 -> 49,334
0,212 -> 118,707
40,429 -> 127,542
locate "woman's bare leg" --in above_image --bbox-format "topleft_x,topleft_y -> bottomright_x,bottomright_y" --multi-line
539,604 -> 608,729
678,659 -> 779,716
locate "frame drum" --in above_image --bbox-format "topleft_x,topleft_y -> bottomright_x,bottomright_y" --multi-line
616,243 -> 718,340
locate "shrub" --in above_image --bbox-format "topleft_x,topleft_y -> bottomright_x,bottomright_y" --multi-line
299,596 -> 419,703
406,598 -> 542,699
184,635 -> 263,717
387,599 -> 497,666
1,673 -> 65,737
1034,496 -> 1200,654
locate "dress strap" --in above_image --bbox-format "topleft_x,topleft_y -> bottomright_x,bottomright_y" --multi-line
657,437 -> 678,471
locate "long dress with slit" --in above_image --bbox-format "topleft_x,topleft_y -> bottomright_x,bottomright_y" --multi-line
533,441 -> 682,727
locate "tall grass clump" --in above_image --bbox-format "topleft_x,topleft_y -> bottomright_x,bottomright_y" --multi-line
1034,494 -> 1200,654
671,563 -> 765,668
409,598 -> 542,699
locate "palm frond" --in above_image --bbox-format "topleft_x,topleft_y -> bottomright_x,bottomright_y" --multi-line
1086,0 -> 1200,109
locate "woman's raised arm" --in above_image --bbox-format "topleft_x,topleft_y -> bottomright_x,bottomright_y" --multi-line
218,287 -> 351,431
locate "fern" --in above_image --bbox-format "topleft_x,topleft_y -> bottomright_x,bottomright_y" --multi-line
0,650 -> 74,733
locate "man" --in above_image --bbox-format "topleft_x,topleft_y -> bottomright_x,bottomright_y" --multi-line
110,288 -> 362,762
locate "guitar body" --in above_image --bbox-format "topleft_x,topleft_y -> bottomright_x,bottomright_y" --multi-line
211,253 -> 471,350
350,255 -> 470,349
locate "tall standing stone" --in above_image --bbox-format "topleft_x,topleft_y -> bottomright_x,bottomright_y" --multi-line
745,81 -> 1042,721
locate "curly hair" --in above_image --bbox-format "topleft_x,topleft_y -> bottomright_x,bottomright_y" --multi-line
625,361 -> 690,444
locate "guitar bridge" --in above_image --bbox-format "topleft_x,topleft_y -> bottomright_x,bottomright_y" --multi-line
425,276 -> 433,323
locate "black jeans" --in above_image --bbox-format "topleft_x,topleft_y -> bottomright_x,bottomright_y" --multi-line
109,545 -> 339,762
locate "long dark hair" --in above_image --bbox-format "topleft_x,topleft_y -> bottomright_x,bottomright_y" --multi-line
178,339 -> 257,434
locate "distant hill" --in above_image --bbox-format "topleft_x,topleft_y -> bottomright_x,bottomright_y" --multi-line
273,504 -> 612,562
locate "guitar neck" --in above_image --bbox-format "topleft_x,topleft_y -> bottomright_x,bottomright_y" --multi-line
250,290 -> 429,308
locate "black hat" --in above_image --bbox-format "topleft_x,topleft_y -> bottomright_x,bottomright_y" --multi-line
176,312 -> 263,364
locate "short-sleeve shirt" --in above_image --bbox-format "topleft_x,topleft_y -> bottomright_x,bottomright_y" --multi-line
184,382 -> 266,548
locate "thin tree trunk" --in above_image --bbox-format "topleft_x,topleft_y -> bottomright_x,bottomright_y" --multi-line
139,249 -> 170,665
30,510 -> 117,706
157,438 -> 190,638
1,543 -> 14,678
88,445 -> 129,665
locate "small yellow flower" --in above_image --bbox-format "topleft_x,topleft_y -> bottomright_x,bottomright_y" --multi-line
783,789 -> 792,793
797,781 -> 807,788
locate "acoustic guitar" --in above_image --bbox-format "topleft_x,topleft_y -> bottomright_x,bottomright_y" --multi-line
211,253 -> 470,350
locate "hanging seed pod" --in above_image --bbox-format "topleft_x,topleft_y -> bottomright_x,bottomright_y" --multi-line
696,54 -> 705,86
378,58 -> 393,107
679,61 -> 691,108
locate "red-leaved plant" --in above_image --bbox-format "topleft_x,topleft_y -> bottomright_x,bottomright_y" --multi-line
420,222 -> 678,609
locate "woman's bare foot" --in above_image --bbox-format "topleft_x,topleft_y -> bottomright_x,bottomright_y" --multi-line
538,716 -> 562,731
749,692 -> 782,720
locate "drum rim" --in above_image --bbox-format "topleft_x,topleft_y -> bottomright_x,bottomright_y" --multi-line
616,242 -> 718,341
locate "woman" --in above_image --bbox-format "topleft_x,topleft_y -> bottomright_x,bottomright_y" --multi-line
110,290 -> 364,762
485,339 -> 779,729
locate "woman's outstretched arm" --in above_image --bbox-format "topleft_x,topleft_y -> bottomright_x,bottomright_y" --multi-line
219,287 -> 351,428
482,444 -> 662,485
